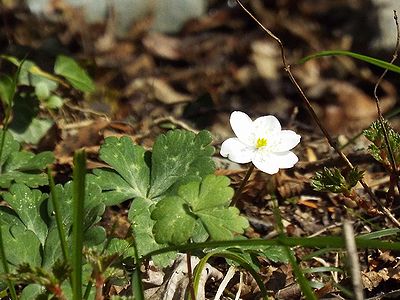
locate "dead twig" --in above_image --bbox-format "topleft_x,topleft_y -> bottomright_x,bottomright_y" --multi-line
235,0 -> 400,229
343,220 -> 364,300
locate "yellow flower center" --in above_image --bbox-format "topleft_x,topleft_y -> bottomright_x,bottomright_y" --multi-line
256,137 -> 267,149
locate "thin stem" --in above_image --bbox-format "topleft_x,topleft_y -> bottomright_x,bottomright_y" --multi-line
186,252 -> 196,300
71,150 -> 86,300
235,0 -> 400,229
231,164 -> 255,206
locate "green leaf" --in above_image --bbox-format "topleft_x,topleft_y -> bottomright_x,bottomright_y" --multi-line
48,181 -> 105,232
0,74 -> 14,106
84,226 -> 106,247
0,206 -> 24,227
1,225 -> 42,268
186,175 -> 233,211
152,175 -> 248,245
197,207 -> 248,241
152,196 -> 196,244
18,60 -> 58,91
0,130 -> 54,188
35,81 -> 50,101
2,184 -> 48,245
44,95 -> 64,109
91,136 -> 150,204
10,117 -> 54,145
299,50 -> 400,74
224,244 -> 289,264
44,181 -> 106,267
0,129 -> 20,167
128,197 -> 176,266
105,238 -> 135,258
8,92 -> 54,144
256,245 -> 289,263
311,167 -> 348,194
20,284 -> 46,300
346,167 -> 364,188
363,119 -> 400,169
54,55 -> 95,92
42,227 -> 63,268
149,130 -> 215,198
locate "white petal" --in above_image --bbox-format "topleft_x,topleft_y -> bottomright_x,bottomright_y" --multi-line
272,130 -> 301,152
230,111 -> 254,146
271,151 -> 299,168
220,138 -> 255,164
252,152 -> 280,175
253,115 -> 281,137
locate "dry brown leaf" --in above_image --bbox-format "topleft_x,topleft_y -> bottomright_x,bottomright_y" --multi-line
143,32 -> 182,60
251,40 -> 281,80
125,77 -> 192,104
362,269 -> 390,291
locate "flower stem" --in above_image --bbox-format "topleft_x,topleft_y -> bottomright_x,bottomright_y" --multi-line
231,164 -> 255,206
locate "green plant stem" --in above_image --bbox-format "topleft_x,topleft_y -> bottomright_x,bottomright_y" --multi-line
186,252 -> 196,300
132,238 -> 145,300
71,150 -> 86,300
231,164 -> 254,206
48,168 -> 68,262
83,283 -> 92,300
0,228 -> 17,300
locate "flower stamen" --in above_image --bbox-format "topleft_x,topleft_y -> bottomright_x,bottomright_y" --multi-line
256,137 -> 267,149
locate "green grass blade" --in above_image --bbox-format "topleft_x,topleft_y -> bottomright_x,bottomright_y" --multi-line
299,50 -> 400,74
358,228 -> 400,240
47,168 -> 68,262
193,251 -> 215,298
71,150 -> 86,300
193,250 -> 269,299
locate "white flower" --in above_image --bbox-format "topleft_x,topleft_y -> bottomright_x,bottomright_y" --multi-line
220,111 -> 301,174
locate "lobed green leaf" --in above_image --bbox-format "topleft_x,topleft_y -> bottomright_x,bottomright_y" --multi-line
0,225 -> 41,269
152,175 -> 248,245
149,130 -> 215,199
2,184 -> 48,245
0,129 -> 54,188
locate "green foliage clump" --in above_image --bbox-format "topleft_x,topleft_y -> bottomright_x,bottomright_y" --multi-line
363,119 -> 400,171
311,167 -> 364,195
